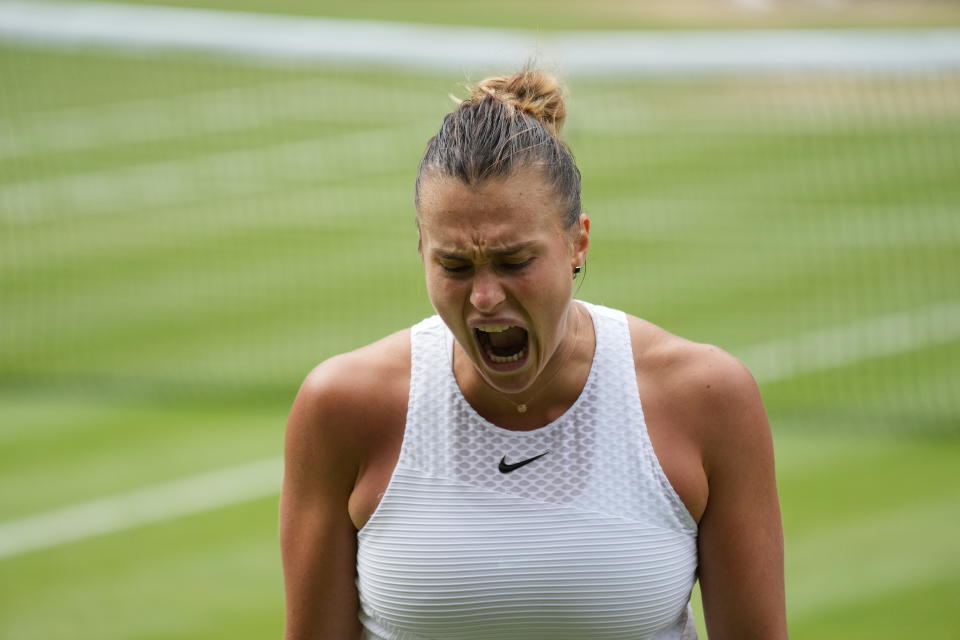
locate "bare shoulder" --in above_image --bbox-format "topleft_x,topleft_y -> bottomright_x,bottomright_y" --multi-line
626,316 -> 785,635
285,329 -> 411,480
281,332 -> 410,639
626,315 -> 759,408
295,329 -> 411,419
626,315 -> 770,477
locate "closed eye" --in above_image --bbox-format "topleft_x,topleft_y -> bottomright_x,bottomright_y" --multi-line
438,258 -> 533,274
500,258 -> 534,271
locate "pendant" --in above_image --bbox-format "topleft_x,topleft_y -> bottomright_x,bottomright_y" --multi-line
517,404 -> 527,413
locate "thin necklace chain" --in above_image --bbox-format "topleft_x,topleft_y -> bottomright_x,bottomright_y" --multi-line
498,303 -> 583,414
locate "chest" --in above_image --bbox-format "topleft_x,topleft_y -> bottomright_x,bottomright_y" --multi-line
357,465 -> 698,640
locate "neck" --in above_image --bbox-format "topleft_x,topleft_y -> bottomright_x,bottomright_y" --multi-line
454,302 -> 594,428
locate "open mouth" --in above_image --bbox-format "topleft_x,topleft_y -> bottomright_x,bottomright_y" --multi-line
474,325 -> 529,366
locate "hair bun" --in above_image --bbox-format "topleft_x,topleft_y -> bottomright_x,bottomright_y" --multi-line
469,70 -> 567,134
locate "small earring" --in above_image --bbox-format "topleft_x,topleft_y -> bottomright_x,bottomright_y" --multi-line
573,265 -> 582,277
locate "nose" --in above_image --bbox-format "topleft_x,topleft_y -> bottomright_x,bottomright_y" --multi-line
469,268 -> 506,313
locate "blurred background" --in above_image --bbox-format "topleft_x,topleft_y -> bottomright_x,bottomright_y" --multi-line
1,1 -> 958,638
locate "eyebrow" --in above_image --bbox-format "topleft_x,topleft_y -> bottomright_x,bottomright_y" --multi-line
432,242 -> 536,260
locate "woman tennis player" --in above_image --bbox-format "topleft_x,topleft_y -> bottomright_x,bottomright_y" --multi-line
281,70 -> 786,639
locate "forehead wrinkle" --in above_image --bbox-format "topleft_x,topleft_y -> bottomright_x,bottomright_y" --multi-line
418,172 -> 566,260
431,238 -> 537,260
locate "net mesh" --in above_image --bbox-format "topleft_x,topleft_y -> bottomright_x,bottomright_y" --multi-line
1,36 -> 958,434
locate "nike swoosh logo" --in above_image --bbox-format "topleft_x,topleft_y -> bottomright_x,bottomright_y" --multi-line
498,451 -> 549,473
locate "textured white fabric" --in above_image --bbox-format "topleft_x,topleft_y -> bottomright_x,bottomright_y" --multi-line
357,301 -> 699,639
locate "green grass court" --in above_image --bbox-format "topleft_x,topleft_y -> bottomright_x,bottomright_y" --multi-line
1,2 -> 959,638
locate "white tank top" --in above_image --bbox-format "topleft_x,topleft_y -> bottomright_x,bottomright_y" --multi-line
357,301 -> 699,639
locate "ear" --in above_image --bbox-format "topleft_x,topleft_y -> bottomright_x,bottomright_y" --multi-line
571,213 -> 590,269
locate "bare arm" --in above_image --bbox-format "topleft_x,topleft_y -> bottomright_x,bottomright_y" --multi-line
281,359 -> 364,640
694,351 -> 786,639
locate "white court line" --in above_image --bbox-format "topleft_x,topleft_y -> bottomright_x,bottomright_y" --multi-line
0,301 -> 957,560
0,457 -> 282,559
1,1 -> 959,73
0,121 -> 431,223
737,301 -> 960,383
0,76 -> 434,161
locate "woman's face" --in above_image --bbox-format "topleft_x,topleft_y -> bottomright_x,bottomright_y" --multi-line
417,169 -> 589,394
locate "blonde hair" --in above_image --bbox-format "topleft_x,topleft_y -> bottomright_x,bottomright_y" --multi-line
465,71 -> 567,135
416,69 -> 581,227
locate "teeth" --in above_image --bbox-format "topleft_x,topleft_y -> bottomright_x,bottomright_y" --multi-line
485,345 -> 526,363
476,324 -> 512,333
